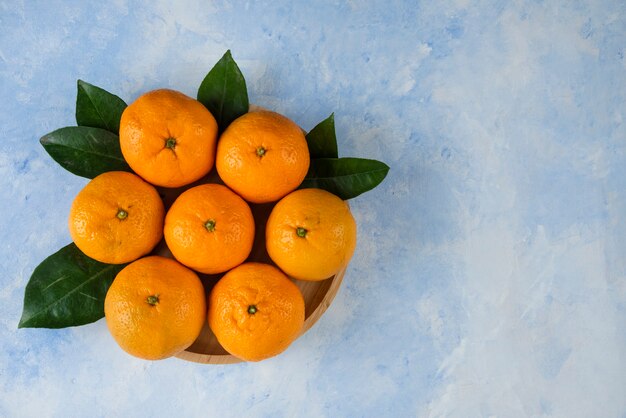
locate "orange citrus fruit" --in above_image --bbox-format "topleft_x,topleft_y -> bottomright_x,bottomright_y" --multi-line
208,262 -> 305,361
68,171 -> 164,264
266,188 -> 357,281
215,110 -> 310,203
164,183 -> 255,274
119,89 -> 218,188
104,256 -> 206,360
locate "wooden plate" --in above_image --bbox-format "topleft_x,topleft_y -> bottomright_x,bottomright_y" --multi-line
153,108 -> 347,364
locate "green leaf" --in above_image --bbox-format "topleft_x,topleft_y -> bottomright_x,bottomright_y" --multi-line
40,126 -> 132,178
18,243 -> 126,329
305,114 -> 338,158
197,50 -> 249,132
300,158 -> 390,200
76,80 -> 127,134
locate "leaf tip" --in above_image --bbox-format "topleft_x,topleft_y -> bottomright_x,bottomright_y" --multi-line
17,315 -> 29,329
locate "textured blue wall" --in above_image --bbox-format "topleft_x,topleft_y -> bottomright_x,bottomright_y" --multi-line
1,1 -> 625,417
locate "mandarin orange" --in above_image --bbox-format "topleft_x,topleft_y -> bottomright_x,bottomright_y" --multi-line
104,256 -> 206,360
119,89 -> 218,188
266,188 -> 356,281
208,262 -> 305,361
68,171 -> 164,264
164,183 -> 255,274
215,110 -> 310,203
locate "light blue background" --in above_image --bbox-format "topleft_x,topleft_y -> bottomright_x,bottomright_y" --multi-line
1,1 -> 625,417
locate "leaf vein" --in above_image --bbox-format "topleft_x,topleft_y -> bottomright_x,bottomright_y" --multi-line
306,168 -> 389,180
81,84 -> 112,131
46,141 -> 126,162
78,292 -> 99,301
42,274 -> 70,291
219,68 -> 228,125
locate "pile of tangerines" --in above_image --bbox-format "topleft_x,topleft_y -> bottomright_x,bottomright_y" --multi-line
68,89 -> 356,362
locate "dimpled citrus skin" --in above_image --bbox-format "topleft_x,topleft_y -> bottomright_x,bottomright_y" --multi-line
266,188 -> 357,281
119,89 -> 218,188
215,110 -> 310,203
164,183 -> 255,274
104,256 -> 206,360
68,171 -> 164,264
208,263 -> 305,362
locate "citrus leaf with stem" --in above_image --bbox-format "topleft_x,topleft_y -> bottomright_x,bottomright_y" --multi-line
76,80 -> 127,134
197,50 -> 249,132
300,157 -> 389,200
40,126 -> 132,178
306,113 -> 338,159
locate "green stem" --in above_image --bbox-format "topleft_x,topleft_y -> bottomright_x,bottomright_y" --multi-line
204,219 -> 216,232
165,137 -> 177,149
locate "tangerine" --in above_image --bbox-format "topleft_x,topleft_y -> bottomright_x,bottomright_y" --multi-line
215,110 -> 310,203
164,183 -> 255,274
68,171 -> 164,264
119,89 -> 218,188
266,188 -> 356,281
208,262 -> 305,361
104,256 -> 206,360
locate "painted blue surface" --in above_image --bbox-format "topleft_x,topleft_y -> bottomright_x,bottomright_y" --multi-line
1,1 -> 626,417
